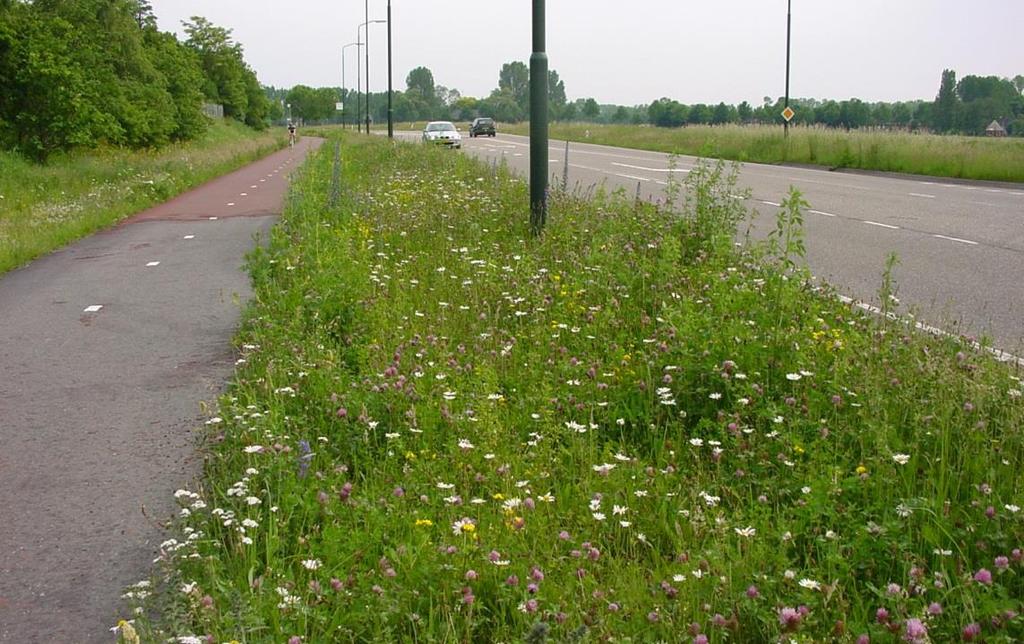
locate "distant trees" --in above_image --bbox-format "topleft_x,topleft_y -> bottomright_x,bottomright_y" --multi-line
0,1 -> 269,160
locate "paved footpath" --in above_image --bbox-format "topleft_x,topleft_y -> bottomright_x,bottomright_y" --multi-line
0,137 -> 321,642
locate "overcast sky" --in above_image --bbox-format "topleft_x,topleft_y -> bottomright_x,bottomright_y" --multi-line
151,0 -> 1024,106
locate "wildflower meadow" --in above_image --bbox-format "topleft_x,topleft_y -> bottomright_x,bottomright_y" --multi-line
125,133 -> 1023,642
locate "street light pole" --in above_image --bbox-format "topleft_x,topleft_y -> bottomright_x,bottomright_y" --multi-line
529,0 -> 548,235
357,19 -> 386,135
387,0 -> 394,139
784,0 -> 791,138
364,0 -> 370,134
342,42 -> 361,130
356,33 -> 362,133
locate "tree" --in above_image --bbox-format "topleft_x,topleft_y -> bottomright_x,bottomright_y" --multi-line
688,103 -> 712,125
611,106 -> 629,123
405,66 -> 435,103
933,69 -> 959,133
1014,75 -> 1024,95
647,98 -> 687,127
711,102 -> 735,125
581,98 -> 600,120
838,99 -> 870,129
184,16 -> 255,123
498,61 -> 530,111
737,101 -> 753,123
548,69 -> 567,119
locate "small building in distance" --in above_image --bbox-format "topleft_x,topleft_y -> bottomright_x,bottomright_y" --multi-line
985,120 -> 1007,137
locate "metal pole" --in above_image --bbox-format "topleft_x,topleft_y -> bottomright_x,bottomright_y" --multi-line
784,0 -> 791,138
342,42 -> 361,130
365,0 -> 371,134
529,0 -> 548,235
356,34 -> 362,133
387,0 -> 394,139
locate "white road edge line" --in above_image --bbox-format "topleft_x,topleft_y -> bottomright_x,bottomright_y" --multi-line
836,294 -> 1024,368
760,200 -> 781,207
146,261 -> 160,267
809,209 -> 837,217
83,305 -> 103,313
908,192 -> 936,199
933,234 -> 978,245
615,173 -> 652,182
864,220 -> 899,230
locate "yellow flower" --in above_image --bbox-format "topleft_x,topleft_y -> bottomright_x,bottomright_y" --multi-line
404,451 -> 417,461
492,493 -> 505,500
855,465 -> 868,475
117,621 -> 140,644
794,445 -> 805,455
415,519 -> 433,527
462,523 -> 476,533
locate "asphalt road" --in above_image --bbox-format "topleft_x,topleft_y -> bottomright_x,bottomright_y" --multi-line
0,137 -> 321,642
401,130 -> 1024,354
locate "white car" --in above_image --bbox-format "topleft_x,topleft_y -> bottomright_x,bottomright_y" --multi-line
422,121 -> 462,149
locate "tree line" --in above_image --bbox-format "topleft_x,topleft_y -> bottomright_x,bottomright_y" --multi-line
286,63 -> 1024,138
0,0 -> 269,161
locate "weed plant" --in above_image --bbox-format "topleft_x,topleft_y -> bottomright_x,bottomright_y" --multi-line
0,120 -> 286,275
128,133 -> 1023,643
500,123 -> 1024,184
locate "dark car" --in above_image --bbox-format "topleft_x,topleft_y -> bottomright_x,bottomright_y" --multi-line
469,117 -> 496,137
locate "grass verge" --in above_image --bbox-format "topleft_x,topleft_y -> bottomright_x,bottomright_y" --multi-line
126,133 -> 1022,643
0,120 -> 286,275
498,122 -> 1024,184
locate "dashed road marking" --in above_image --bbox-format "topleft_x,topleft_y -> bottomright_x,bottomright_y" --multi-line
908,193 -> 935,199
210,216 -> 220,220
759,200 -> 781,207
611,162 -> 677,173
83,305 -> 103,313
933,234 -> 978,245
183,235 -> 195,240
614,173 -> 651,182
240,192 -> 248,196
809,209 -> 837,217
146,261 -> 160,267
864,220 -> 899,229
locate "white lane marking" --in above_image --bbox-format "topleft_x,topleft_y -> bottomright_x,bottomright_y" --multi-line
985,189 -> 1004,194
730,194 -> 746,200
614,173 -> 651,182
513,153 -> 523,157
864,220 -> 899,229
83,305 -> 103,313
611,162 -> 676,173
550,158 -> 560,162
260,179 -> 266,183
210,216 -> 219,220
183,235 -> 195,239
240,192 -> 248,196
933,234 -> 978,245
146,261 -> 160,267
809,209 -> 837,217
759,200 -> 781,207
250,185 -> 258,188
908,193 -> 935,199
835,294 -> 1023,367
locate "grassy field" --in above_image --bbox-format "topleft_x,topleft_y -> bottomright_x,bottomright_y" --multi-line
0,120 -> 286,275
124,133 -> 1023,643
493,122 -> 1024,184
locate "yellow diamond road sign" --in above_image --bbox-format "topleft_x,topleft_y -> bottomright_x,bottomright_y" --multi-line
782,106 -> 795,122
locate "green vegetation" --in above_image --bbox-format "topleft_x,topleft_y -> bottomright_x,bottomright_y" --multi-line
0,1 -> 268,160
0,120 -> 284,274
126,134 -> 1023,642
501,122 -> 1024,183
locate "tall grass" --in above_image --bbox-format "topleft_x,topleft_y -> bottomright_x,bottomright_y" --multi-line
499,122 -> 1024,184
125,133 -> 1023,643
0,120 -> 286,275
